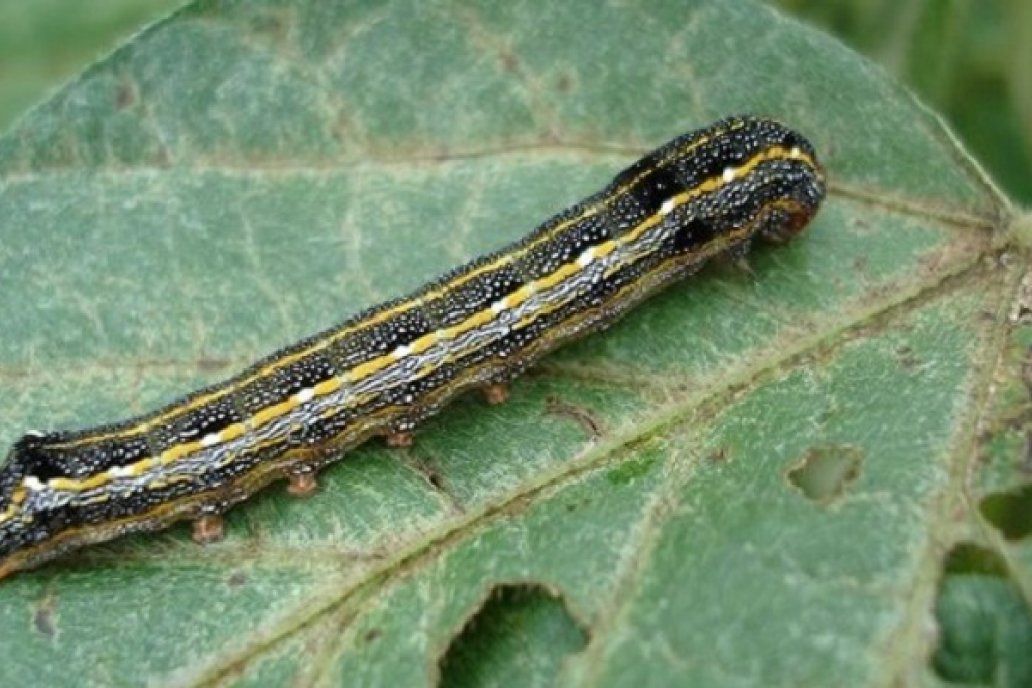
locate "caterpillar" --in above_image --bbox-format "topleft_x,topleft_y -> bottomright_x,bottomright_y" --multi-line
0,115 -> 825,580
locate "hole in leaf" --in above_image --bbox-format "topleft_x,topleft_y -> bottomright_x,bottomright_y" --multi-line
932,543 -> 1032,685
786,445 -> 863,504
438,584 -> 588,687
942,543 -> 1009,577
979,484 -> 1032,540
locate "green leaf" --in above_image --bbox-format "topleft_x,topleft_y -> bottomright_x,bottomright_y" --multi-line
0,0 -> 183,132
0,1 -> 1029,686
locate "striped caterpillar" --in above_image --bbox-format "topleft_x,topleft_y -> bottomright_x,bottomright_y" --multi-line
0,115 -> 825,579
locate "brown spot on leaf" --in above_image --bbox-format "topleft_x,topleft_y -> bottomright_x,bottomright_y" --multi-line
707,446 -> 729,463
152,146 -> 172,167
565,496 -> 591,513
499,51 -> 520,73
331,111 -> 353,144
34,608 -> 56,639
247,11 -> 289,43
115,81 -> 136,110
896,345 -> 920,370
33,596 -> 57,640
196,356 -> 232,373
544,396 -> 602,439
417,458 -> 447,493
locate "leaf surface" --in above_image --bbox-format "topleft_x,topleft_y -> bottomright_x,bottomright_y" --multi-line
0,1 -> 1028,686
